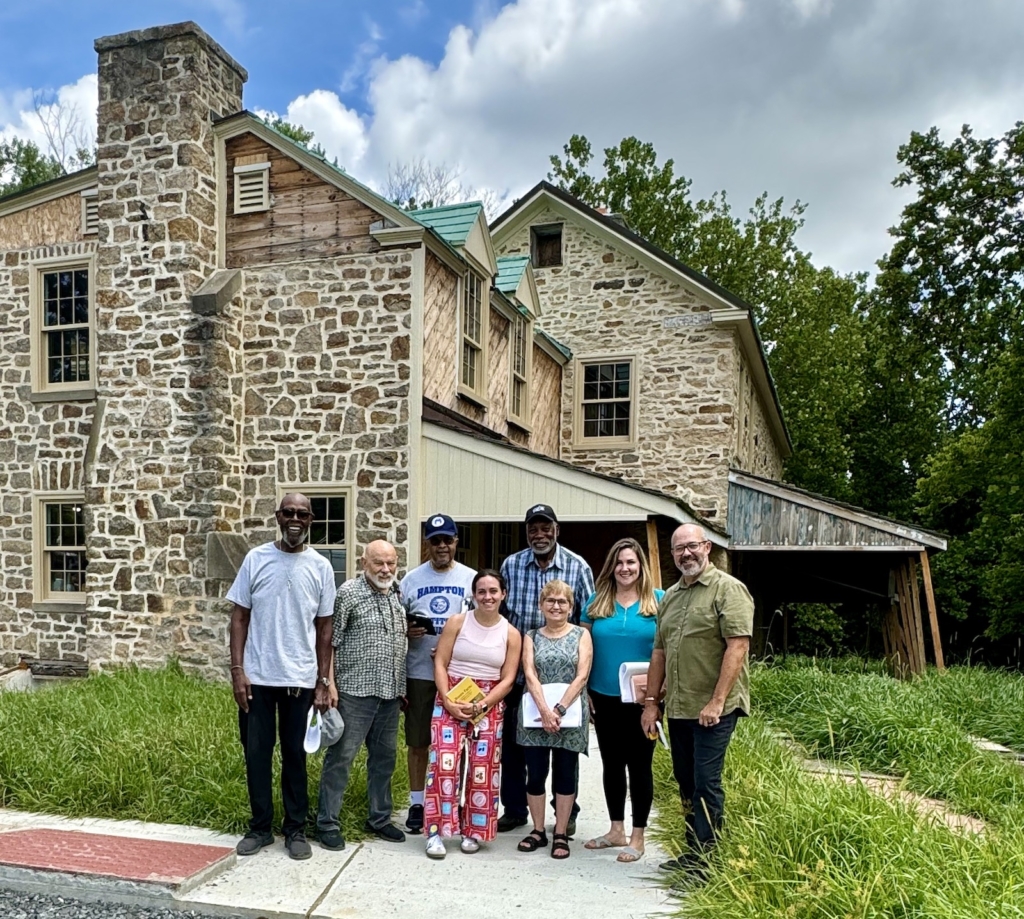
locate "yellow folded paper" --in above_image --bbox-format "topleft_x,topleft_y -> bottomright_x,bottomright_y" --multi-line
446,676 -> 486,724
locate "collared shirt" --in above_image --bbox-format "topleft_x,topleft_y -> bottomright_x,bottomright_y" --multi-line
332,574 -> 407,699
501,543 -> 596,635
653,563 -> 754,720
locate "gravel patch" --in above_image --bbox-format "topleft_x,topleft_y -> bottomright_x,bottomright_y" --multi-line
0,889 -> 225,919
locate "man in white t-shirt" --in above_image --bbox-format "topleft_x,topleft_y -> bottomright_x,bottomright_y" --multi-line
399,513 -> 476,834
227,493 -> 336,861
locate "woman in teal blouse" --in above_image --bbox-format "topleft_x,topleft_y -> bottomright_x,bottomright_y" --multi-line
580,537 -> 664,862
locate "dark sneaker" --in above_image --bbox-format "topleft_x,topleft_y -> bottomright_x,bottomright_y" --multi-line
405,803 -> 424,834
497,812 -> 528,832
566,818 -> 577,838
236,831 -> 274,856
660,852 -> 706,875
365,821 -> 406,842
286,833 -> 312,860
319,830 -> 345,851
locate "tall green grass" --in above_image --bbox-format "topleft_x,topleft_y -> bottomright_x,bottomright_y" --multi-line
653,716 -> 1024,918
751,660 -> 1024,825
0,664 -> 407,839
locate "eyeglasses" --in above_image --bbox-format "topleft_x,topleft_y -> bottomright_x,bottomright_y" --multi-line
278,508 -> 313,520
670,541 -> 707,555
429,535 -> 455,546
542,597 -> 570,607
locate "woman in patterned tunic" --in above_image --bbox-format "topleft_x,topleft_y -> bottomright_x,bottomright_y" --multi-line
517,579 -> 593,859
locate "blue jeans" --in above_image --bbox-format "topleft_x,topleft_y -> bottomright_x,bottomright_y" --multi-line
316,692 -> 401,834
667,712 -> 739,850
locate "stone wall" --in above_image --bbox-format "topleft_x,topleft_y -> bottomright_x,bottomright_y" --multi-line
0,242 -> 96,667
84,23 -> 248,675
496,206 -> 761,522
238,251 -> 415,569
0,191 -> 87,250
733,353 -> 784,479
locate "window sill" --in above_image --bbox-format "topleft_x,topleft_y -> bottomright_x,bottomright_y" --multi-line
30,388 -> 97,404
33,601 -> 87,614
571,437 -> 637,451
457,386 -> 490,410
508,417 -> 533,435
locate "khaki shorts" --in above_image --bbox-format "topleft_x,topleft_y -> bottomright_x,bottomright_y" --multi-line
405,678 -> 438,748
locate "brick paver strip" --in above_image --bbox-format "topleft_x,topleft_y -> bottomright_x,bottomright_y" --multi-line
0,829 -> 234,886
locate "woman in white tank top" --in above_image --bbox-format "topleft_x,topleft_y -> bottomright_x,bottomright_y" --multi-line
422,569 -> 522,859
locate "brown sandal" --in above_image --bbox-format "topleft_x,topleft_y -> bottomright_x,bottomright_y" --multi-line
518,829 -> 548,852
551,832 -> 570,859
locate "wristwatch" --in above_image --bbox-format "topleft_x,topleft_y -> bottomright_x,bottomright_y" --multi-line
554,703 -> 567,716
319,676 -> 331,689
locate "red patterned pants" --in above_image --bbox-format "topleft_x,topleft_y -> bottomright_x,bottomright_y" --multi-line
423,677 -> 505,841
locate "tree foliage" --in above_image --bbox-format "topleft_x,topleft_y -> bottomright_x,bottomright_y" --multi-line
0,137 -> 64,196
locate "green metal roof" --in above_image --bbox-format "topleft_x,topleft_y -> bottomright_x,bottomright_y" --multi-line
495,255 -> 530,295
407,202 -> 483,247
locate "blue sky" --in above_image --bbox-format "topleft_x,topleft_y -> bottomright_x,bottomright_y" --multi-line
3,0 -> 1024,276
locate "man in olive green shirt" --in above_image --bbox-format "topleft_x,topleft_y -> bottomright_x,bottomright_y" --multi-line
642,524 -> 753,875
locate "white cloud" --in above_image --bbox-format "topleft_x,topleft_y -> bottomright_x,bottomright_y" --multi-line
0,73 -> 97,166
277,91 -> 369,171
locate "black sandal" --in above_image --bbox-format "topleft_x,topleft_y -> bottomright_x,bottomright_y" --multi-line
551,832 -> 570,859
517,829 -> 548,852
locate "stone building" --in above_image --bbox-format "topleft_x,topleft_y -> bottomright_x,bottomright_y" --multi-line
0,21 -> 945,677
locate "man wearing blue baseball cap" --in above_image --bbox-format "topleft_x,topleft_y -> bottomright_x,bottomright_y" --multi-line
398,513 -> 476,834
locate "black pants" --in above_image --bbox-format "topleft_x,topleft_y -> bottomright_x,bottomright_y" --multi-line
667,711 -> 739,850
238,684 -> 313,838
524,746 -> 579,796
591,690 -> 656,827
500,683 -> 580,820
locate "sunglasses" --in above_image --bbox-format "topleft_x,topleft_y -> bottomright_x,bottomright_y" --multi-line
429,535 -> 456,546
278,508 -> 313,520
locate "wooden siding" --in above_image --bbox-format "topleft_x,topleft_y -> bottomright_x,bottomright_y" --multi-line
0,193 -> 84,250
729,481 -> 927,549
224,133 -> 383,267
530,346 -> 561,459
422,251 -> 461,408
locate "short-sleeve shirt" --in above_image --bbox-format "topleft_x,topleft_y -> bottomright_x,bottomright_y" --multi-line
400,561 -> 476,681
653,563 -> 754,719
580,589 -> 665,697
332,574 -> 407,699
225,542 -> 336,688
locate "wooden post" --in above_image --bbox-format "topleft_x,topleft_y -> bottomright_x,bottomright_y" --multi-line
907,556 -> 928,674
919,550 -> 945,671
646,517 -> 662,589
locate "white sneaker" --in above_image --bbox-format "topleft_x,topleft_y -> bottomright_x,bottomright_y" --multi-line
460,836 -> 481,854
426,834 -> 446,859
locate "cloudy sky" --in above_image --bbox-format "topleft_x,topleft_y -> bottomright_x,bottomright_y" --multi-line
1,0 -> 1022,275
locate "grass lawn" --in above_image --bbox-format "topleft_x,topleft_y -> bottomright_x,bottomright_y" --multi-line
0,664 -> 407,841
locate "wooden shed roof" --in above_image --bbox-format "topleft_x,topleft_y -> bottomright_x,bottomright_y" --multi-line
728,470 -> 947,552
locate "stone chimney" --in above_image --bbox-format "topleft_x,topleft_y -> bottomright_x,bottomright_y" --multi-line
85,23 -> 248,673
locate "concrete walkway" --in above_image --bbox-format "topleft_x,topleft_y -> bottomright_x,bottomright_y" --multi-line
0,732 -> 678,919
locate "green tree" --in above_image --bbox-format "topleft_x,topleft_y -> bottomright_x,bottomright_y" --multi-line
0,137 -> 64,197
265,117 -> 327,158
549,134 -> 868,501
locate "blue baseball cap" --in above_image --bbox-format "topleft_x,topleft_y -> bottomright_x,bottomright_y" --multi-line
424,513 -> 458,539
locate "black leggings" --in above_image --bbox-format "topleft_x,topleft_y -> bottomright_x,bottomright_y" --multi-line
524,746 -> 579,796
591,690 -> 656,827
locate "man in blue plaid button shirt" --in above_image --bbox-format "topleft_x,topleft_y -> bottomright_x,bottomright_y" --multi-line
497,503 -> 595,834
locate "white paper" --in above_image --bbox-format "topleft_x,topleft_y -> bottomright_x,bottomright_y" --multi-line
618,661 -> 650,703
521,682 -> 583,728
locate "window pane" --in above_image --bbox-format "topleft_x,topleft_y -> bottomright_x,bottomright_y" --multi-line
598,379 -> 614,399
59,297 -> 73,326
584,419 -> 599,437
584,403 -> 599,421
326,519 -> 346,544
314,548 -> 348,588
599,364 -> 614,382
58,271 -> 73,298
327,496 -> 345,522
583,381 -> 599,401
74,297 -> 89,324
310,497 -> 327,520
309,521 -> 327,545
583,365 -> 599,384
615,363 -> 630,381
44,272 -> 58,301
73,269 -> 88,298
614,418 -> 630,437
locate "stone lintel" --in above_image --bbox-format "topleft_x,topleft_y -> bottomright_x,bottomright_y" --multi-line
94,21 -> 249,83
29,388 -> 97,404
192,268 -> 241,316
32,602 -> 87,615
206,532 -> 251,581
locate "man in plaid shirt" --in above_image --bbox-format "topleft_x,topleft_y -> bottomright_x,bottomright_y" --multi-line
497,503 -> 595,834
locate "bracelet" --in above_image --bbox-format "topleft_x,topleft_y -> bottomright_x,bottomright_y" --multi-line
644,696 -> 657,703
230,665 -> 244,671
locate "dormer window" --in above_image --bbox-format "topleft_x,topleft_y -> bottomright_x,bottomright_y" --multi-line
458,270 -> 488,404
531,224 -> 562,268
233,161 -> 270,214
509,313 -> 532,427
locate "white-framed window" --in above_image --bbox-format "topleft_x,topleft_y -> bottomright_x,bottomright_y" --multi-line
31,258 -> 96,397
80,189 -> 98,236
233,161 -> 270,214
459,270 -> 488,403
33,494 -> 87,605
573,355 -> 638,447
508,312 -> 532,427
